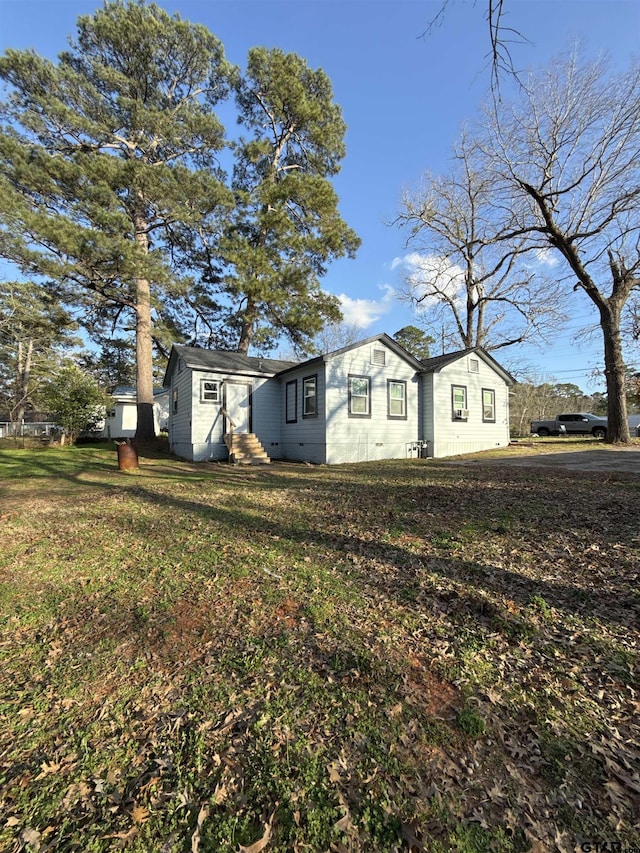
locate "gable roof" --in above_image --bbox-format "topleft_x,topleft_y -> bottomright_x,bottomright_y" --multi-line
163,345 -> 299,386
276,332 -> 426,377
420,347 -> 516,385
163,339 -> 516,386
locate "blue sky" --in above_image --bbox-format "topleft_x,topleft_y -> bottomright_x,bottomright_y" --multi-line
1,0 -> 639,392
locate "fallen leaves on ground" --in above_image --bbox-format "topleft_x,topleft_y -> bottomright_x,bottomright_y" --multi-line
0,448 -> 638,852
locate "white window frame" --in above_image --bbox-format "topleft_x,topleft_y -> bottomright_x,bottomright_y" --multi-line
302,375 -> 318,418
387,379 -> 407,419
200,379 -> 221,403
482,388 -> 496,423
348,374 -> 371,418
451,385 -> 468,421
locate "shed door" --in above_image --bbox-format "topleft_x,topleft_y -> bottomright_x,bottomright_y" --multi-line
224,381 -> 252,434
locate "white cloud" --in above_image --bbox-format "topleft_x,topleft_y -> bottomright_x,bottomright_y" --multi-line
393,252 -> 467,310
335,284 -> 396,329
533,248 -> 559,268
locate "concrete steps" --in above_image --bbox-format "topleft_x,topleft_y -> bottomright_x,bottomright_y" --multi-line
226,432 -> 271,465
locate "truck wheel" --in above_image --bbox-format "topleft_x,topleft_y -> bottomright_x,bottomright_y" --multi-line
592,427 -> 606,439
537,427 -> 550,437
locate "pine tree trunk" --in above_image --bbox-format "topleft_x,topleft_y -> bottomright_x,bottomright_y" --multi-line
11,338 -> 32,429
12,340 -> 25,426
133,203 -> 156,441
237,299 -> 257,355
135,276 -> 156,440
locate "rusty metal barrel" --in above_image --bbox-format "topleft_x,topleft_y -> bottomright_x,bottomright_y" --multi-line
115,440 -> 139,470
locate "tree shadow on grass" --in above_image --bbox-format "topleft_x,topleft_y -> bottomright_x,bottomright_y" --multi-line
3,451 -> 638,633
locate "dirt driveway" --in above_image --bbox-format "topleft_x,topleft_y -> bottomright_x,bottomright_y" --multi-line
461,447 -> 640,474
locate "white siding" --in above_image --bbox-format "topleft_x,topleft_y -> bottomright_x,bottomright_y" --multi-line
155,392 -> 170,432
188,372 -> 281,462
324,342 -> 420,464
168,359 -> 195,460
189,370 -> 227,461
421,372 -> 434,452
169,368 -> 284,462
102,392 -> 169,439
424,355 -> 510,458
166,343 -> 512,465
103,401 -> 137,439
252,379 -> 283,460
280,365 -> 327,464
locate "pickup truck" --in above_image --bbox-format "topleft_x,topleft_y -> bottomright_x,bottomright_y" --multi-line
530,412 -> 608,438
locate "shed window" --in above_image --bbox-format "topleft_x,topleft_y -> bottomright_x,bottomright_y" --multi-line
387,380 -> 407,419
286,380 -> 297,423
172,389 -> 178,414
200,379 -> 220,403
349,375 -> 371,417
302,375 -> 317,417
482,389 -> 496,422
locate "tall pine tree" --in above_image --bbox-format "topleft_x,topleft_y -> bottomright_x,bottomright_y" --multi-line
0,1 -> 234,438
212,47 -> 360,355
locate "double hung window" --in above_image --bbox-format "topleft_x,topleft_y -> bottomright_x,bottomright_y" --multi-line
482,389 -> 496,422
302,375 -> 317,418
200,379 -> 220,403
349,375 -> 370,417
387,380 -> 407,419
451,385 -> 467,420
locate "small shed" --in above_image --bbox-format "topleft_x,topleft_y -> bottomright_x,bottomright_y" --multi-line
102,387 -> 170,439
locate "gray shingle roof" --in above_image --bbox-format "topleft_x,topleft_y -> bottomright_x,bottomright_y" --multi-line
171,345 -> 299,377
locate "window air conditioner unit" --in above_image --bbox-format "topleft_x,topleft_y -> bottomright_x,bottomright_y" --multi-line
454,409 -> 469,419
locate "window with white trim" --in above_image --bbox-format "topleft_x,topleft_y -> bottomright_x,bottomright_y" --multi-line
200,379 -> 220,403
387,380 -> 407,419
302,375 -> 317,418
349,375 -> 371,417
451,385 -> 467,420
482,388 -> 496,422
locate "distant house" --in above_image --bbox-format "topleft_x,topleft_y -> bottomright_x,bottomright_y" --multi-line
162,334 -> 515,464
101,386 -> 170,439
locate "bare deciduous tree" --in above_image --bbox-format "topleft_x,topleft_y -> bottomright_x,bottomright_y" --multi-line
314,320 -> 363,355
422,0 -> 528,93
486,52 -> 640,443
395,134 -> 563,354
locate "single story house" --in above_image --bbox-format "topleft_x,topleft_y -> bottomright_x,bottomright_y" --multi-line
101,386 -> 170,439
162,334 -> 515,464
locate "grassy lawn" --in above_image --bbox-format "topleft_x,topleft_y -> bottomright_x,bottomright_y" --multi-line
1,443 -> 638,852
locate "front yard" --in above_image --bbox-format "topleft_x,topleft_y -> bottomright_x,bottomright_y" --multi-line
0,444 -> 638,852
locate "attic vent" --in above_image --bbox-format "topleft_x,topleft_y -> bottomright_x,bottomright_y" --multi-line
469,358 -> 480,373
372,348 -> 386,366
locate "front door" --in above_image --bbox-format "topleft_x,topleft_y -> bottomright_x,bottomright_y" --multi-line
224,381 -> 252,434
